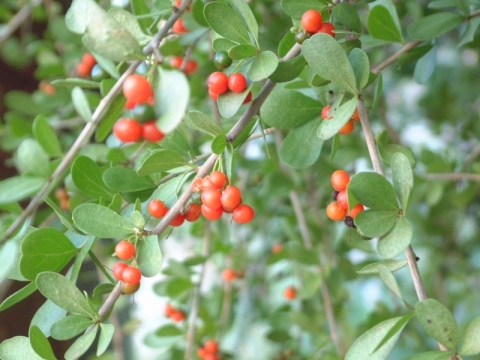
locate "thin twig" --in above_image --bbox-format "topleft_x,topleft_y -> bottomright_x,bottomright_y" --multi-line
424,173 -> 480,182
0,0 -> 42,45
371,41 -> 423,75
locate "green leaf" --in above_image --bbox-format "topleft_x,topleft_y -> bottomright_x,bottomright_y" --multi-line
130,0 -> 154,33
0,176 -> 45,205
204,2 -> 251,44
458,18 -> 480,47
154,68 -> 190,133
29,325 -> 57,360
73,203 -> 135,238
108,8 -> 151,44
150,175 -> 187,203
0,281 -> 37,311
102,167 -> 155,192
212,34 -> 238,52
51,315 -> 94,340
211,134 -> 227,155
349,48 -> 370,91
51,78 -> 100,89
36,272 -> 95,318
407,12 -> 465,41
64,326 -> 98,360
4,90 -> 42,115
459,316 -> 480,355
65,0 -> 104,34
97,323 -> 115,356
348,172 -> 399,210
403,351 -> 453,360
377,142 -> 416,168
137,149 -> 188,176
193,0 -> 209,27
0,336 -> 44,360
279,119 -> 323,168
91,52 -> 120,79
260,86 -> 321,129
20,228 -> 78,281
268,55 -> 306,83
17,139 -> 50,177
333,2 -> 362,34
345,316 -> 409,360
266,329 -> 291,343
228,44 -> 257,60
184,111 -> 223,137
72,86 -> 92,122
137,235 -> 163,277
33,115 -> 63,157
154,324 -> 184,337
30,299 -> 67,338
357,260 -> 408,275
414,45 -> 436,85
217,86 -> 252,118
248,51 -> 279,81
96,94 -> 126,142
302,33 -> 357,94
372,312 -> 416,353
154,277 -> 194,299
367,5 -> 403,42
416,298 -> 459,351
280,0 -> 326,18
229,0 -> 259,46
377,265 -> 412,309
71,156 -> 114,200
355,209 -> 398,238
372,72 -> 383,112
391,152 -> 414,212
317,97 -> 358,140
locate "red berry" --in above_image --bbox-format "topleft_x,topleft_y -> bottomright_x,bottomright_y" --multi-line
201,204 -> 223,221
203,339 -> 219,353
301,10 -> 323,33
76,62 -> 91,78
243,91 -> 252,104
164,303 -> 176,317
232,204 -> 254,223
169,211 -> 185,227
331,170 -> 350,191
123,74 -> 153,105
191,178 -> 203,191
351,108 -> 360,121
170,310 -> 186,322
197,348 -> 208,359
125,98 -> 137,110
172,18 -> 188,34
204,354 -> 218,360
113,118 -> 142,143
349,203 -> 365,219
228,73 -> 247,93
209,171 -> 227,189
142,121 -> 165,142
209,89 -> 219,101
201,188 -> 223,209
283,286 -> 297,300
122,266 -> 142,285
208,72 -> 229,95
336,190 -> 348,210
272,243 -> 283,254
221,268 -> 236,282
321,105 -> 331,120
339,119 -> 354,135
185,59 -> 197,74
82,53 -> 96,68
115,240 -> 136,260
148,199 -> 167,218
319,22 -> 335,37
170,56 -> 183,69
184,203 -> 202,222
112,262 -> 128,281
326,202 -> 347,221
220,185 -> 242,211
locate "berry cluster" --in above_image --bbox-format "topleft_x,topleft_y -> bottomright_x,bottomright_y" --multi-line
147,199 -> 197,227
321,105 -> 360,135
207,71 -> 251,103
113,75 -> 165,143
112,240 -> 142,294
301,10 -> 335,37
326,170 -> 364,227
76,53 -> 97,77
164,303 -> 186,322
197,339 -> 220,360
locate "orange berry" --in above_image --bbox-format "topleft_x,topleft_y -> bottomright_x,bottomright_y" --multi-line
339,119 -> 354,135
283,286 -> 297,300
351,109 -> 360,121
349,203 -> 365,219
221,268 -> 236,282
331,170 -> 350,191
272,243 -> 283,254
326,202 -> 347,221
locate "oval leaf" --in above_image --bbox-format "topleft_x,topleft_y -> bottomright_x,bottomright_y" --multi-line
228,44 -> 258,60
33,115 -> 63,157
102,167 -> 155,192
348,172 -> 399,210
137,149 -> 188,176
184,111 -> 223,137
137,235 -> 163,277
71,156 -> 114,200
391,152 -> 414,212
333,3 -> 362,34
357,260 -> 408,275
414,45 -> 436,85
0,176 -> 45,205
64,325 -> 98,360
72,87 -> 92,122
280,0 -> 326,18
29,325 -> 57,360
51,315 -> 94,341
349,48 -> 370,91
367,5 -> 403,42
459,316 -> 480,355
204,2 -> 251,44
268,55 -> 306,83
355,209 -> 398,238
97,323 -> 115,356
217,86 -> 252,118
408,12 -> 465,41
317,97 -> 358,140
73,203 -> 134,238
377,216 -> 412,259
248,51 -> 279,81
0,336 -> 44,360
211,134 -> 227,155
17,139 -> 50,177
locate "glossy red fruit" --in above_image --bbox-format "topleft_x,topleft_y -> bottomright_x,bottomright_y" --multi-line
319,22 -> 335,37
232,204 -> 254,223
331,170 -> 350,191
113,118 -> 142,143
170,310 -> 186,322
321,105 -> 331,120
208,72 -> 229,94
349,203 -> 365,219
82,53 -> 96,68
326,202 -> 347,221
208,89 -> 219,101
204,354 -> 218,360
243,91 -> 252,104
76,62 -> 91,77
197,348 -> 208,359
201,188 -> 222,209
164,303 -> 176,317
142,121 -> 165,142
170,56 -> 183,69
201,204 -> 223,221
301,10 -> 323,33
336,190 -> 348,210
191,178 -> 203,191
220,185 -> 242,211
184,203 -> 202,222
172,18 -> 188,34
121,282 -> 140,294
123,74 -> 153,105
351,108 -> 360,121
339,119 -> 354,135
112,262 -> 128,281
203,339 -> 219,353
222,268 -> 236,282
185,59 -> 197,74
122,266 -> 142,285
115,240 -> 136,260
169,211 -> 185,227
148,199 -> 167,218
283,286 -> 297,300
228,73 -> 247,93
209,171 -> 227,189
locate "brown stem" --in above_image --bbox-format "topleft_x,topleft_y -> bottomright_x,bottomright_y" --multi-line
371,41 -> 423,75
0,0 -> 42,44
